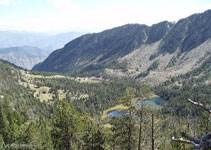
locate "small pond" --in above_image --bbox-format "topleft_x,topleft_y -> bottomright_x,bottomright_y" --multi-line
106,97 -> 166,118
135,97 -> 166,107
106,110 -> 123,117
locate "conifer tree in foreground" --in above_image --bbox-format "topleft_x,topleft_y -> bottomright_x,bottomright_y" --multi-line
51,99 -> 81,150
82,114 -> 105,150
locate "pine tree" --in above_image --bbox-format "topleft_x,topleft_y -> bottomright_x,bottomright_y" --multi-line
38,117 -> 53,150
119,87 -> 137,150
135,86 -> 152,150
82,114 -> 105,150
51,99 -> 81,150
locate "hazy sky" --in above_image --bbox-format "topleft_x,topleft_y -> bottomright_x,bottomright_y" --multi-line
0,0 -> 210,33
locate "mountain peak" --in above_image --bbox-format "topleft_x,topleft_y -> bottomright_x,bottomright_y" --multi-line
33,10 -> 211,85
33,21 -> 172,73
160,9 -> 211,53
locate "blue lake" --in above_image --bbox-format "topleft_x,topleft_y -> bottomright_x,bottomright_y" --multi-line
106,110 -> 123,117
106,97 -> 166,118
135,97 -> 166,108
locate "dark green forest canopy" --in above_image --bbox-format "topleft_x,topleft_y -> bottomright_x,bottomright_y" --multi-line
0,56 -> 211,150
0,9 -> 211,150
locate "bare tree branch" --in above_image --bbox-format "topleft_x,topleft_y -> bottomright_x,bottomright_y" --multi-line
191,132 -> 211,149
181,132 -> 200,144
172,132 -> 211,149
172,99 -> 211,149
187,99 -> 211,114
171,137 -> 192,144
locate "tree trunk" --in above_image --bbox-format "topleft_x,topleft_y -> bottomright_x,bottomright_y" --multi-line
112,142 -> 115,150
65,125 -> 71,150
138,107 -> 143,150
92,129 -> 94,150
151,112 -> 154,150
128,110 -> 131,150
128,96 -> 132,150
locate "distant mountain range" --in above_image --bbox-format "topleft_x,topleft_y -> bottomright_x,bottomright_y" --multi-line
0,31 -> 83,69
31,32 -> 84,52
0,46 -> 49,69
0,31 -> 83,52
33,10 -> 211,85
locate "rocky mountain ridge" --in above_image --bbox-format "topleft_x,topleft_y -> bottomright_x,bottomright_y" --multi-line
33,10 -> 211,85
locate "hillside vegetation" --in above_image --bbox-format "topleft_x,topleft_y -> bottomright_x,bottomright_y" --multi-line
1,9 -> 211,150
33,10 -> 211,86
1,57 -> 211,149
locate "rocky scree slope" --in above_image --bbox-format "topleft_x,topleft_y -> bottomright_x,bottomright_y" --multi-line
33,10 -> 211,85
33,21 -> 173,73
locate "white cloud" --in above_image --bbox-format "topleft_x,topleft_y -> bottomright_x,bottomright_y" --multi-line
45,0 -> 210,32
0,0 -> 21,6
47,0 -> 80,15
1,0 -> 210,32
0,0 -> 12,6
48,0 -> 71,12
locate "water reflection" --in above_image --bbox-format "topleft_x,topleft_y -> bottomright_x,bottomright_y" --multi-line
106,97 -> 166,118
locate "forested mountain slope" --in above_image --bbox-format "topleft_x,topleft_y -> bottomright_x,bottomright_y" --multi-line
33,10 -> 211,86
33,21 -> 173,75
1,56 -> 211,149
0,59 -> 49,119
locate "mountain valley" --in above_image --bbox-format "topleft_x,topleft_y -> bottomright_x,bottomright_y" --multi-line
0,9 -> 210,150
